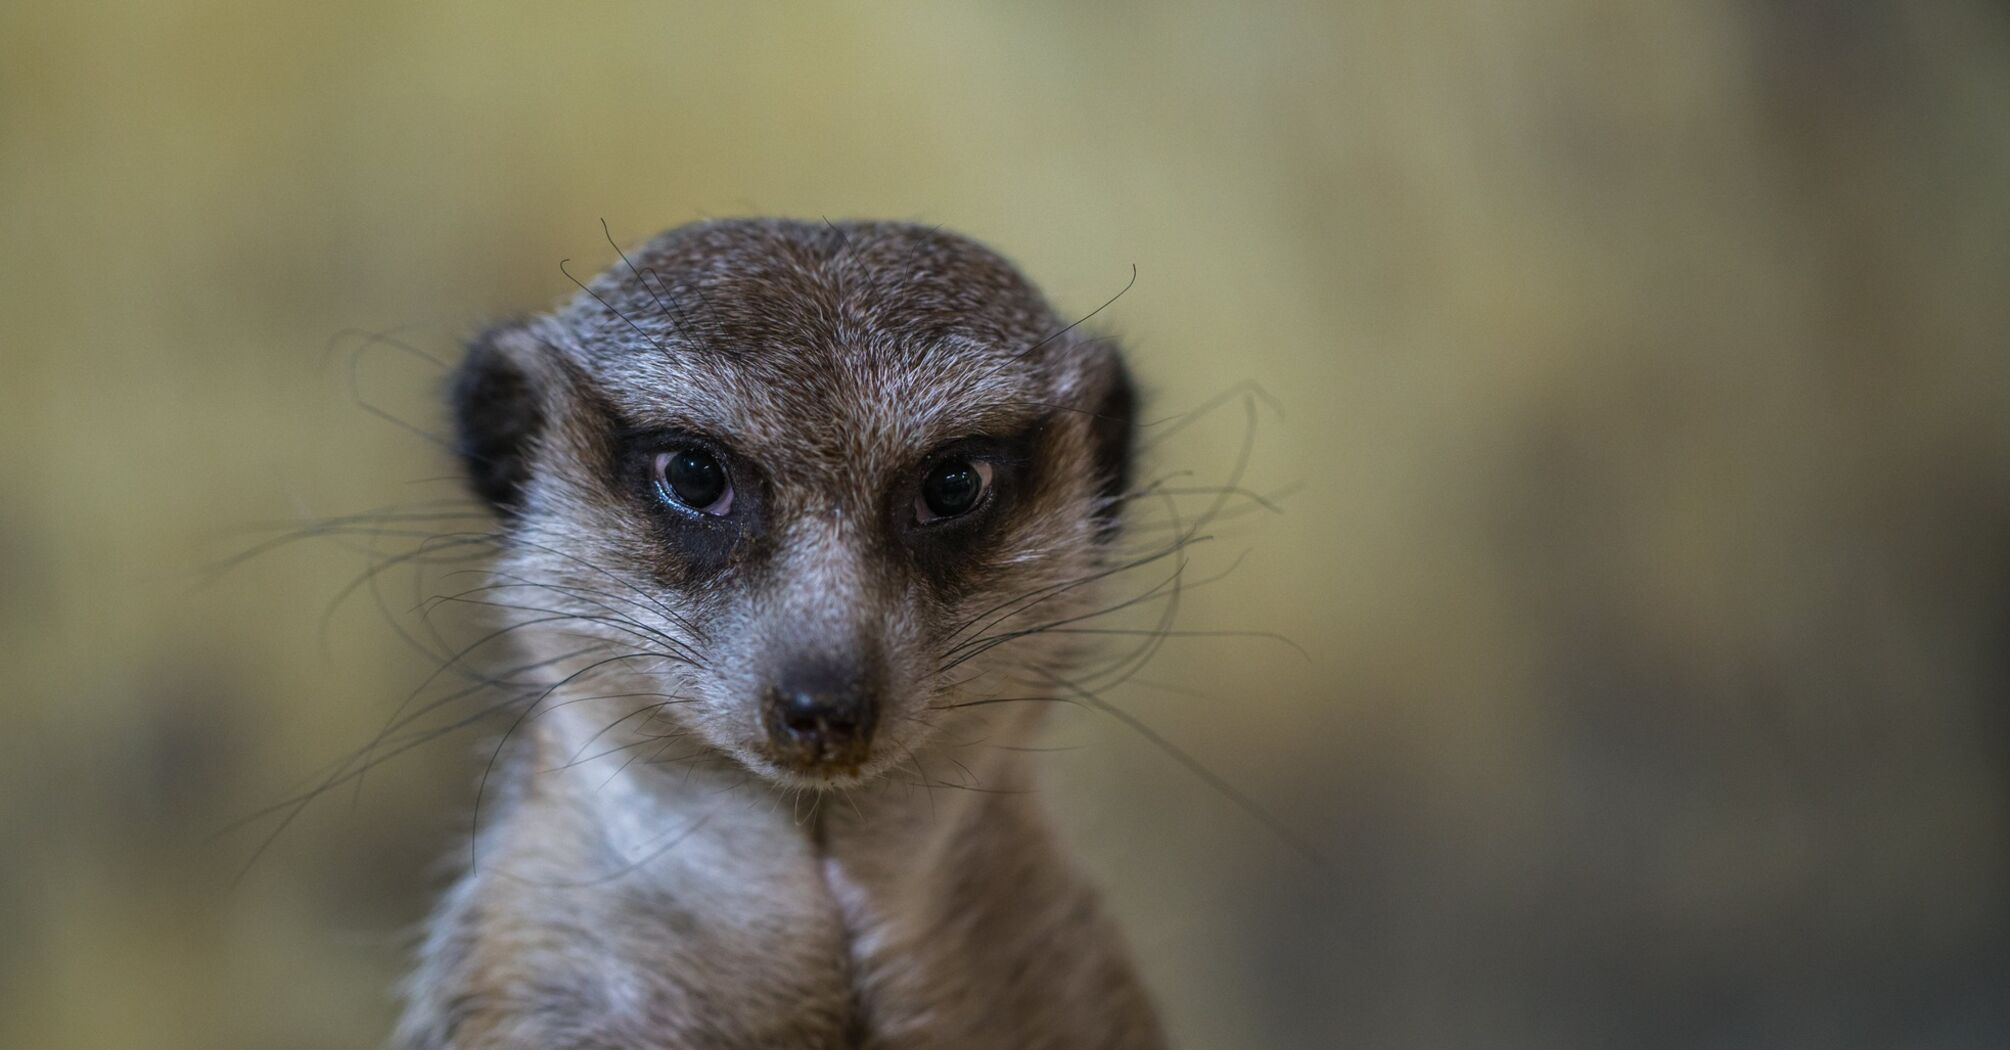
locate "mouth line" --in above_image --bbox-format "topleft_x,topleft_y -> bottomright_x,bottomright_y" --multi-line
764,763 -> 877,793
752,745 -> 882,789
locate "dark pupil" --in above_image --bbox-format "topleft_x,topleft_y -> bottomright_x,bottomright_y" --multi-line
923,461 -> 981,517
666,449 -> 726,508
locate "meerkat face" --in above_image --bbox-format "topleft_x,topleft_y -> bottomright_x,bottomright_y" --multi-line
450,220 -> 1135,788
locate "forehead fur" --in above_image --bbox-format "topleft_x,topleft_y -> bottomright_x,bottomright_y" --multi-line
530,221 -> 1087,465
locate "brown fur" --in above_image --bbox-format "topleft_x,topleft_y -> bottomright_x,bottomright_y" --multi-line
396,220 -> 1163,1048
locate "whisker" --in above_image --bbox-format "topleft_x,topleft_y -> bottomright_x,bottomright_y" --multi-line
468,649 -> 687,871
1038,669 -> 1328,869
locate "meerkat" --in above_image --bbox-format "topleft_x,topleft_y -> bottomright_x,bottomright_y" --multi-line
394,219 -> 1164,1049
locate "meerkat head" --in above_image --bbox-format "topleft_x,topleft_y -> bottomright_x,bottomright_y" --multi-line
450,220 -> 1135,789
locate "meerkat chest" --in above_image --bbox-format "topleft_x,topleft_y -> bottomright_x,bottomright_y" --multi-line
418,776 -> 856,1047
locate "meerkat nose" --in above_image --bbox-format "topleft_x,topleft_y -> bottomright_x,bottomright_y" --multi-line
761,660 -> 879,768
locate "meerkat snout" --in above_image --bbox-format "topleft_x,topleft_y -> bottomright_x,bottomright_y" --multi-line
760,655 -> 881,772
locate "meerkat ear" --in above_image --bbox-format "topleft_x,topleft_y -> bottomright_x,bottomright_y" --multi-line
1086,341 -> 1138,531
450,322 -> 545,518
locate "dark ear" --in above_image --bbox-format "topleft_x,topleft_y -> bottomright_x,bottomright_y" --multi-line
1086,342 -> 1138,533
450,323 -> 544,517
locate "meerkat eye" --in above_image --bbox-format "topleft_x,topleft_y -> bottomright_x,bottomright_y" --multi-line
653,448 -> 734,515
916,458 -> 993,524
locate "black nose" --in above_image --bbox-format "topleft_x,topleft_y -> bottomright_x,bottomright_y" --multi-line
762,662 -> 878,769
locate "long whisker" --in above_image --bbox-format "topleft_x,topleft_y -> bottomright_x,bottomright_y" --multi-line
1038,668 -> 1328,869
470,650 -> 686,872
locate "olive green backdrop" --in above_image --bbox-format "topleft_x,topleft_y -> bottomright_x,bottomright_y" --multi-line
4,3 -> 2008,1048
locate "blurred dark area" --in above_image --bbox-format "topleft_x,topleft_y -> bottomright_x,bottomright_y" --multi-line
2,3 -> 2007,1048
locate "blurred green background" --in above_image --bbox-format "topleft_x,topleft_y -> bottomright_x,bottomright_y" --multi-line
5,3 -> 2009,1047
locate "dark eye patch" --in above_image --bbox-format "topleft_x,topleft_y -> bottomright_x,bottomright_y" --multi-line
895,422 -> 1049,594
615,425 -> 764,579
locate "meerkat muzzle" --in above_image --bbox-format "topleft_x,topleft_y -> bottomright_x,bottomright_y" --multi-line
760,659 -> 880,771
